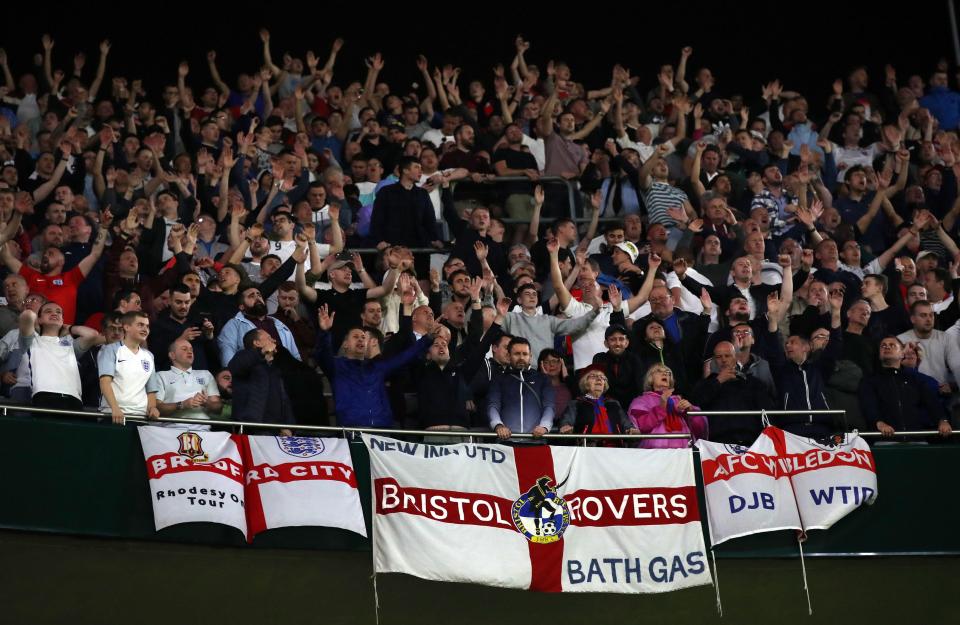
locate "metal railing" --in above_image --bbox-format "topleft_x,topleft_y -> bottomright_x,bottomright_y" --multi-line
2,403 -> 955,441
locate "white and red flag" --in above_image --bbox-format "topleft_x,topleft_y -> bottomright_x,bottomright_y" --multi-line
139,427 -> 247,535
240,435 -> 366,541
364,435 -> 712,593
697,427 -> 877,545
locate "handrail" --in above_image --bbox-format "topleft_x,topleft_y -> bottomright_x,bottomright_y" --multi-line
3,403 -> 953,440
0,403 -> 685,440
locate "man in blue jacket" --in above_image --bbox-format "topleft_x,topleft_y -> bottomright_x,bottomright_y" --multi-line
489,337 -> 556,442
315,304 -> 440,427
920,71 -> 960,131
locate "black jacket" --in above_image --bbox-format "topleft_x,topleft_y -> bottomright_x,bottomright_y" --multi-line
370,181 -> 436,247
228,349 -> 295,425
592,350 -> 645,408
767,326 -> 843,438
417,361 -> 472,429
859,366 -> 947,432
691,372 -> 773,445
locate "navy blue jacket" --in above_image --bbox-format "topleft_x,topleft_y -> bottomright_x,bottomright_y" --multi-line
316,330 -> 433,427
768,326 -> 843,438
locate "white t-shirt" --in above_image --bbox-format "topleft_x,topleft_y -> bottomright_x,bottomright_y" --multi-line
22,334 -> 89,400
98,342 -> 161,415
269,239 -> 327,272
562,296 -> 632,371
156,367 -> 220,431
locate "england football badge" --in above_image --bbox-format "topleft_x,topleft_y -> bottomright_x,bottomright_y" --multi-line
512,476 -> 570,544
141,359 -> 151,372
277,436 -> 326,458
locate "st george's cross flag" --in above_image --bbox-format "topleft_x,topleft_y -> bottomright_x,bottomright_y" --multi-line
139,428 -> 366,541
364,435 -> 712,593
240,435 -> 367,541
697,427 -> 877,545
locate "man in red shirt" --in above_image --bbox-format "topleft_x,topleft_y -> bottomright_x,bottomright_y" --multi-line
0,225 -> 107,324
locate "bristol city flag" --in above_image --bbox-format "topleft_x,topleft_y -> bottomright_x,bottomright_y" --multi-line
139,427 -> 247,535
697,427 -> 877,545
364,435 -> 712,593
240,435 -> 366,541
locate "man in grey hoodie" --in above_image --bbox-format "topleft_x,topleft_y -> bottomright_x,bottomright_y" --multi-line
496,284 -> 602,362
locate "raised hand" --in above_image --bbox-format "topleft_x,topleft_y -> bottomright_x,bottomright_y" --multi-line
496,297 -> 512,317
473,240 -> 488,261
317,304 -> 335,332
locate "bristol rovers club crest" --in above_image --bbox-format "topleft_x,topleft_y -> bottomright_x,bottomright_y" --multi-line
512,476 -> 570,544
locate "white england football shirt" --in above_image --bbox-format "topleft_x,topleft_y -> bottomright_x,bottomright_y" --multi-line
98,342 -> 161,415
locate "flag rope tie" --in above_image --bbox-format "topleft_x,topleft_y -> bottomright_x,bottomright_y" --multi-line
798,537 -> 813,616
710,548 -> 723,617
371,572 -> 381,624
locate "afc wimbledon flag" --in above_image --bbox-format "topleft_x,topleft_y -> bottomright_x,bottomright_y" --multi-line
698,427 -> 877,545
139,427 -> 247,536
365,435 -> 712,593
240,435 -> 367,541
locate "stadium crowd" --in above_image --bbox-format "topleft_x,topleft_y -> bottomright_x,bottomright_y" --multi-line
0,31 -> 958,445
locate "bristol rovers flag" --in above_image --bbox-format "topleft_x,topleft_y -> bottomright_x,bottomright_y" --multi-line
364,435 -> 712,593
697,427 -> 877,545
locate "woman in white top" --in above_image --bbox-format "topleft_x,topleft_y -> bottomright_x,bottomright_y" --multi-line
18,303 -> 102,411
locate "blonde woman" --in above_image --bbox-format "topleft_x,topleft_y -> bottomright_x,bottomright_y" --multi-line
627,364 -> 707,449
558,365 -> 638,445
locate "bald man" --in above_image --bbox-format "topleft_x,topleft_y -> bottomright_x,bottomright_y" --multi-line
691,341 -> 772,444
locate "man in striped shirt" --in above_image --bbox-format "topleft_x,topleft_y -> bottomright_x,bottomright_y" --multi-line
638,143 -> 695,230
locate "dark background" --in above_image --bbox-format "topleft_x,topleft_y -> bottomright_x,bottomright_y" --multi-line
1,3 -> 958,115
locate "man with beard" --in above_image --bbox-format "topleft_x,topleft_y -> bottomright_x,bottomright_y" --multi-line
0,222 -> 108,325
438,124 -> 495,212
215,368 -> 233,419
150,285 -> 218,372
218,286 -> 300,365
493,123 -> 540,220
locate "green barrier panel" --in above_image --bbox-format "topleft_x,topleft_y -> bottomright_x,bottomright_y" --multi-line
2,415 -> 957,555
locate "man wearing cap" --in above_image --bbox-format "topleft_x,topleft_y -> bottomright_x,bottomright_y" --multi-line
549,239 -> 634,371
749,163 -> 797,240
296,251 -> 402,349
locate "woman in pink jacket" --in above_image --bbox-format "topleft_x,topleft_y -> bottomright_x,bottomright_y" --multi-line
628,364 -> 708,448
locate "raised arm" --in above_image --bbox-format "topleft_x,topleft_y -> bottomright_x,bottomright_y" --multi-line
206,50 -> 231,98
638,143 -> 671,190
88,40 -> 110,101
568,98 -> 611,142
537,91 -> 558,139
294,256 -> 318,303
624,252 -> 662,313
548,239 -> 573,310
77,227 -> 109,277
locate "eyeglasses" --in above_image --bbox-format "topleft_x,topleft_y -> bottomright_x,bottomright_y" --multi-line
733,329 -> 753,336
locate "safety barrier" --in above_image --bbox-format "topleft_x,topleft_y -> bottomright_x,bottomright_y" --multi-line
0,404 -> 957,558
4,403 -> 955,440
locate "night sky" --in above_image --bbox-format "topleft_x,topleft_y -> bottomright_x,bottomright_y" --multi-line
1,3 -> 957,115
